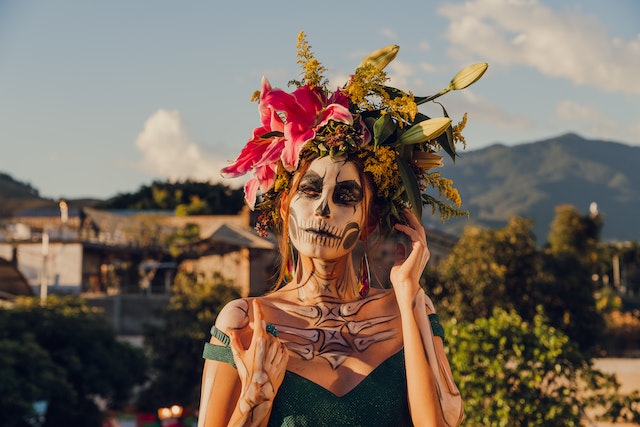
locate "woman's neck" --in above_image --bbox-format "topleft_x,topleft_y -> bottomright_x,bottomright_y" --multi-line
294,255 -> 361,303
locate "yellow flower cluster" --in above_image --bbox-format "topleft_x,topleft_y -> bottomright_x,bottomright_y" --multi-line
452,113 -> 468,148
387,92 -> 418,126
424,172 -> 462,207
359,146 -> 401,199
344,63 -> 390,112
274,164 -> 292,193
295,32 -> 327,89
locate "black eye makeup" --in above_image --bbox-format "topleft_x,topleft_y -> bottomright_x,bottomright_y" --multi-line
298,173 -> 323,198
333,181 -> 363,205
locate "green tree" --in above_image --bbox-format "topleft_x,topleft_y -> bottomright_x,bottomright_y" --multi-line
434,217 -> 544,322
433,212 -> 604,353
0,296 -> 148,427
547,204 -> 602,261
446,307 -> 639,426
138,272 -> 241,414
543,205 -> 604,353
100,180 -> 245,215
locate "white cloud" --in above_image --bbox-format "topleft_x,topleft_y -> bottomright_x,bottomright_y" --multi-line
380,28 -> 398,40
418,40 -> 431,51
556,100 -> 620,139
134,109 -> 228,182
419,62 -> 437,74
438,0 -> 640,95
387,59 -> 417,90
328,72 -> 351,90
462,91 -> 533,131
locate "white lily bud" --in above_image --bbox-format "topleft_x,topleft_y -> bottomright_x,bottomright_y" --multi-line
358,45 -> 400,71
449,63 -> 488,91
398,117 -> 451,145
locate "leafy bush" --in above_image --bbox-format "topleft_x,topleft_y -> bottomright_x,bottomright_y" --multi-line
445,307 -> 637,426
0,296 -> 148,427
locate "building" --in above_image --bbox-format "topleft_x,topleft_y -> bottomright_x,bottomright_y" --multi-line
0,206 -> 279,297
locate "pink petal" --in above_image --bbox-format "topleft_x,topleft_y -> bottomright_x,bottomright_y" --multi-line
282,125 -> 315,171
260,76 -> 272,102
255,138 -> 284,167
262,89 -> 302,121
220,132 -> 272,178
259,106 -> 285,133
316,104 -> 353,128
255,163 -> 277,192
359,117 -> 372,145
291,85 -> 324,117
244,178 -> 260,210
328,89 -> 349,108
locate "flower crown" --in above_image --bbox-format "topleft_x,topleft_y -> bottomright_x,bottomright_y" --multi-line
221,32 -> 487,238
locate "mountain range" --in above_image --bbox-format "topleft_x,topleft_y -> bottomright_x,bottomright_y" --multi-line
1,133 -> 638,242
429,133 -> 640,243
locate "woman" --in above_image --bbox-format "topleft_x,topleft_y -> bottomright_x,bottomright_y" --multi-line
198,33 -> 486,427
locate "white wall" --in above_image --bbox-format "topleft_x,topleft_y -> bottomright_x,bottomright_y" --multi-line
0,242 -> 83,292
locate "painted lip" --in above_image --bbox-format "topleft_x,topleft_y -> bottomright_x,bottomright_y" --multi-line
305,227 -> 338,238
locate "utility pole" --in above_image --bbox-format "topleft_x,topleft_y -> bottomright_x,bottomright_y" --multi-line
40,231 -> 49,303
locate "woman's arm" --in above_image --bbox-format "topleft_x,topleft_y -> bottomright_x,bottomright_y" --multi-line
198,351 -> 242,427
198,299 -> 288,427
391,210 -> 446,427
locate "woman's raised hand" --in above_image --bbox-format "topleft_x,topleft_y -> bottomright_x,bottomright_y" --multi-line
229,299 -> 289,427
390,209 -> 430,302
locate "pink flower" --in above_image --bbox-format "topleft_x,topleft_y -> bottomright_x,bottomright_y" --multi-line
221,77 -> 369,209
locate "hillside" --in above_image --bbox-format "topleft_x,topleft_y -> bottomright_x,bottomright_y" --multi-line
0,173 -> 56,217
432,133 -> 640,242
0,173 -> 100,217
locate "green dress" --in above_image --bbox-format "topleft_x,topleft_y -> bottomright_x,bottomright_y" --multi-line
202,326 -> 413,427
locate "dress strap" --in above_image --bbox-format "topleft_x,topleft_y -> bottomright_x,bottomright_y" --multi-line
202,325 -> 236,368
210,324 -> 231,346
429,313 -> 445,341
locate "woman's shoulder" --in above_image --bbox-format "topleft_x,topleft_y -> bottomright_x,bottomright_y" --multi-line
214,297 -> 253,333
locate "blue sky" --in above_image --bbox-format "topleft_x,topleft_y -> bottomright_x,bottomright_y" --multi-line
1,0 -> 638,200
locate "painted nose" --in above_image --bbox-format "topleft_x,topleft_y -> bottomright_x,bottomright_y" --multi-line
314,198 -> 330,217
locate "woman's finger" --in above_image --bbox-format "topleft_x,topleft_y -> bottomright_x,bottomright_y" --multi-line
402,208 -> 426,232
394,223 -> 424,243
251,299 -> 267,338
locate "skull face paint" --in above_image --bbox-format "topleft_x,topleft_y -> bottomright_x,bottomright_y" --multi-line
289,156 -> 365,260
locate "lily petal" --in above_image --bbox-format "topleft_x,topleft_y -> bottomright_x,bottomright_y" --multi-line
255,163 -> 277,193
244,178 -> 260,210
316,103 -> 353,128
282,124 -> 315,171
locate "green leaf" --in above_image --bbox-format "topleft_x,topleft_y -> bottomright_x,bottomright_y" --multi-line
434,103 -> 456,161
373,114 -> 397,148
413,112 -> 431,122
396,156 -> 422,219
398,143 -> 412,161
260,131 -> 284,139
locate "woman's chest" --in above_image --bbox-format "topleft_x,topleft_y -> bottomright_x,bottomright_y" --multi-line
261,292 -> 404,392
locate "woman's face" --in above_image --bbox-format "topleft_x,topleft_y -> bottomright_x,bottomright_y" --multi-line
288,156 -> 365,260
